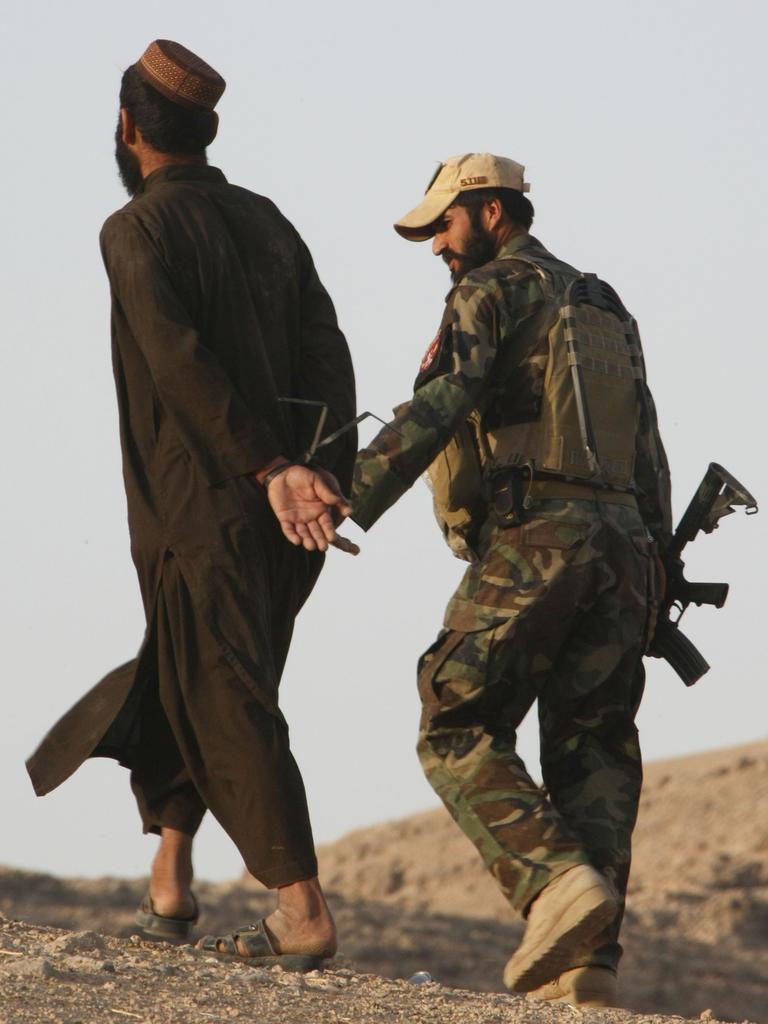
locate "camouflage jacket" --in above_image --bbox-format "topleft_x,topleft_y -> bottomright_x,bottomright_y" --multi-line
351,233 -> 672,547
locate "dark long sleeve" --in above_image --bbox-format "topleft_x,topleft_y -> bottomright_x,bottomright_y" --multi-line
101,211 -> 283,485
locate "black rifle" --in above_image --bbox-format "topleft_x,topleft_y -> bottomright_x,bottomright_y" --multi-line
649,463 -> 758,686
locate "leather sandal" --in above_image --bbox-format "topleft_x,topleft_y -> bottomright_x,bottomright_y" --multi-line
196,919 -> 325,972
135,891 -> 199,941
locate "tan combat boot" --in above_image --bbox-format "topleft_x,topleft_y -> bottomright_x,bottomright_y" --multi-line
527,966 -> 619,1008
503,864 -> 617,992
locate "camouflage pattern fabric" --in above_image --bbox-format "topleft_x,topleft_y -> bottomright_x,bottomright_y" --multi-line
418,498 -> 655,970
351,233 -> 671,547
351,232 -> 671,973
351,236 -> 550,532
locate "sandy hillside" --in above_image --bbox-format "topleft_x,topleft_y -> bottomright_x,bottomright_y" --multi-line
0,917 -> 739,1024
2,740 -> 767,1022
313,738 -> 768,918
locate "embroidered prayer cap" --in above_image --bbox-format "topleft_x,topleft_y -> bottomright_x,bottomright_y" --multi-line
135,40 -> 225,111
394,153 -> 530,241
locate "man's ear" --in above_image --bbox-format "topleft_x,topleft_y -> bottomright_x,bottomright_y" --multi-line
208,111 -> 219,145
120,107 -> 137,146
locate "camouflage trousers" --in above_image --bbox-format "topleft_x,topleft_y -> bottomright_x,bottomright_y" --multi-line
417,498 -> 656,970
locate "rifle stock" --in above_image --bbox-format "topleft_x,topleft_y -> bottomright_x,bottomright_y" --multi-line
649,463 -> 757,686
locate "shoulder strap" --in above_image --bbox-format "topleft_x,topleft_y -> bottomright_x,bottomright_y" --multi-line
497,254 -> 556,300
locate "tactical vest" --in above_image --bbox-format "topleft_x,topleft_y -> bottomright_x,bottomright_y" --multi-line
428,252 -> 650,560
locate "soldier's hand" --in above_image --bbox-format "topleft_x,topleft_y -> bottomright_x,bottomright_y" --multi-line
266,464 -> 358,554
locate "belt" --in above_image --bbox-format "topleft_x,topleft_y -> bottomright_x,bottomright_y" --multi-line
525,478 -> 638,507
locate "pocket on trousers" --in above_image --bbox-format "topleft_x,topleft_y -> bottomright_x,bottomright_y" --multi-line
417,630 -> 466,711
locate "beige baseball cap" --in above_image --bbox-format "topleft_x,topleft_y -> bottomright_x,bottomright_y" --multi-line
394,153 -> 530,241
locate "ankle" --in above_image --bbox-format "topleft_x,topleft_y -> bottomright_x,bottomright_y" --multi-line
261,877 -> 337,957
264,907 -> 337,958
152,830 -> 194,886
148,831 -> 196,916
276,877 -> 331,922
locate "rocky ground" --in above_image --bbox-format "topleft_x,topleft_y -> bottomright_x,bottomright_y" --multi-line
2,739 -> 766,1023
0,917 -> 743,1024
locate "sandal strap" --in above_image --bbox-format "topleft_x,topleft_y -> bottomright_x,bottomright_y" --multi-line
198,920 -> 276,958
140,891 -> 199,925
232,921 -> 276,958
199,933 -> 238,955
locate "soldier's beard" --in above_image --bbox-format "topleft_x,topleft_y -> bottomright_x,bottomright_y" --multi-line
114,116 -> 144,197
442,220 -> 498,283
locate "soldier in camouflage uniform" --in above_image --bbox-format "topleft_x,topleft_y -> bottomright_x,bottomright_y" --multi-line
351,154 -> 672,1006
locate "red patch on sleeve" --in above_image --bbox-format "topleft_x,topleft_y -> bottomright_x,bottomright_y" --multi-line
420,333 -> 441,372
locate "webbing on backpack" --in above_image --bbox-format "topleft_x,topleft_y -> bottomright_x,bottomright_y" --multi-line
478,263 -> 645,489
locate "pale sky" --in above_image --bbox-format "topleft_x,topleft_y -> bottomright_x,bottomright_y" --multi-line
2,0 -> 766,883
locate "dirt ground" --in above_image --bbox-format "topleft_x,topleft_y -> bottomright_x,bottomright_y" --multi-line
2,739 -> 766,1023
0,917 -> 745,1024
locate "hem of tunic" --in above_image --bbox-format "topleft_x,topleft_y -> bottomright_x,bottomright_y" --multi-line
244,857 -> 320,890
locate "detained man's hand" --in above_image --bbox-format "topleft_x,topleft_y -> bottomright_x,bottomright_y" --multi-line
312,467 -> 362,555
266,465 -> 360,555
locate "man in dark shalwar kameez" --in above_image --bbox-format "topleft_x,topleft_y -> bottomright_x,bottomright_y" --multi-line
26,40 -> 358,970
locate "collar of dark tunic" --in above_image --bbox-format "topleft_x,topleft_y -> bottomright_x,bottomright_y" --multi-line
138,164 -> 227,194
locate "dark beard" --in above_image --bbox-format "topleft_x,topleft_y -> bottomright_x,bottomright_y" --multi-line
443,211 -> 498,283
114,116 -> 143,197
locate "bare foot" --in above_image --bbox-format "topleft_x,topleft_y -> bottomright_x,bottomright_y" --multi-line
261,877 -> 337,958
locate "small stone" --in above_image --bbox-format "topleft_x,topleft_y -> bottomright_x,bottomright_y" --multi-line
179,944 -> 204,958
246,967 -> 271,984
101,961 -> 116,973
51,931 -> 107,955
225,969 -> 267,985
408,971 -> 434,985
4,957 -> 57,979
700,1012 -> 715,1022
62,955 -> 104,973
305,975 -> 351,991
129,934 -> 142,946
276,971 -> 306,990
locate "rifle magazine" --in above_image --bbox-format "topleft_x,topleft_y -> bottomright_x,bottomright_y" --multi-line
650,618 -> 710,687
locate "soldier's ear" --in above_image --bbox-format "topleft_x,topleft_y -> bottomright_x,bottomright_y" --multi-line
206,112 -> 219,146
483,197 -> 505,231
